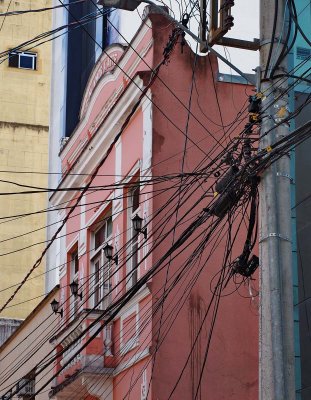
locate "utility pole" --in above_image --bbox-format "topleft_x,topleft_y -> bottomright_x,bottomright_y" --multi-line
259,0 -> 295,399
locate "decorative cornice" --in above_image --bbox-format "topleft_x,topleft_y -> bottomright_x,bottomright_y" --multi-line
80,44 -> 126,118
49,309 -> 108,344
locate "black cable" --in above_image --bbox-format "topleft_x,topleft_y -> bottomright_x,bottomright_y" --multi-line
54,187 -> 241,400
145,40 -> 199,399
270,0 -> 296,78
167,193 -> 252,399
0,9 -> 106,61
0,0 -> 86,17
62,170 -> 256,398
56,164 -> 260,398
0,132 -> 229,305
62,218 -> 227,400
6,141 -> 252,394
89,0 -> 227,153
1,130 -> 268,396
264,0 -> 278,78
0,171 -> 207,297
287,0 -> 311,48
3,7 -> 311,392
0,0 -> 13,33
91,217 -> 231,400
0,33 -> 176,312
0,155 -> 222,384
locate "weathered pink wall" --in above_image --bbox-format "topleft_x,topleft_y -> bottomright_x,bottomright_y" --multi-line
150,14 -> 258,400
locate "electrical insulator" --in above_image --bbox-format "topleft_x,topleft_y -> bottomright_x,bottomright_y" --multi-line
224,15 -> 234,29
181,13 -> 189,27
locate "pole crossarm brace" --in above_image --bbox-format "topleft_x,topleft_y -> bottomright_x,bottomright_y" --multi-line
98,0 -> 256,85
212,37 -> 260,51
205,0 -> 259,51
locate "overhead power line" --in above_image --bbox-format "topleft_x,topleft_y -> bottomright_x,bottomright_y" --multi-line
0,0 -> 87,17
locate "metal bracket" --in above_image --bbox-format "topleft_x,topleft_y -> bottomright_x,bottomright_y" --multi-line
276,172 -> 294,183
259,232 -> 292,243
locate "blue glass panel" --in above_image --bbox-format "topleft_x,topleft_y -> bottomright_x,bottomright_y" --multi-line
19,55 -> 33,69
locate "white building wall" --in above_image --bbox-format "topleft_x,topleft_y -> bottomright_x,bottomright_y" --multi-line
46,2 -> 68,291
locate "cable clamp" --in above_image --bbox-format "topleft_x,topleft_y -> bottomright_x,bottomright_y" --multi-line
266,145 -> 272,152
276,172 -> 294,183
259,232 -> 292,243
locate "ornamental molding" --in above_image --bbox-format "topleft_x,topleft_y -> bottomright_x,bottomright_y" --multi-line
80,44 -> 126,118
59,21 -> 151,163
51,75 -> 146,206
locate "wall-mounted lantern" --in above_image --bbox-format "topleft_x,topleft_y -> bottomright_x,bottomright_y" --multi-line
50,299 -> 63,318
69,281 -> 83,300
103,243 -> 118,265
132,214 -> 147,239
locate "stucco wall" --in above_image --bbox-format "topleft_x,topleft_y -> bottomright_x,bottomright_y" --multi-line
149,14 -> 258,400
0,0 -> 51,318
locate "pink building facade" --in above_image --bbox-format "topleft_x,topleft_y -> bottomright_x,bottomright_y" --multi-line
49,10 -> 258,400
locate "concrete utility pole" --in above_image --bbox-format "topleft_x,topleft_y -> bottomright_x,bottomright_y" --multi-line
259,0 -> 295,399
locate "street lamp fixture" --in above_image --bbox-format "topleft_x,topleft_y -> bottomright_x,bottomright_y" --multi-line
69,280 -> 83,300
99,0 -> 141,10
50,299 -> 63,318
132,214 -> 147,239
103,243 -> 119,265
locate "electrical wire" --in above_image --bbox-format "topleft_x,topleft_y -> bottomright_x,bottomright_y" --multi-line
1,2 -> 311,396
0,0 -> 87,17
0,126 -> 255,392
7,133 -> 266,396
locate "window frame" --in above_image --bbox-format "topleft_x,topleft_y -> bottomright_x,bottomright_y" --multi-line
90,212 -> 113,309
70,249 -> 79,318
120,304 -> 139,354
126,183 -> 141,290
